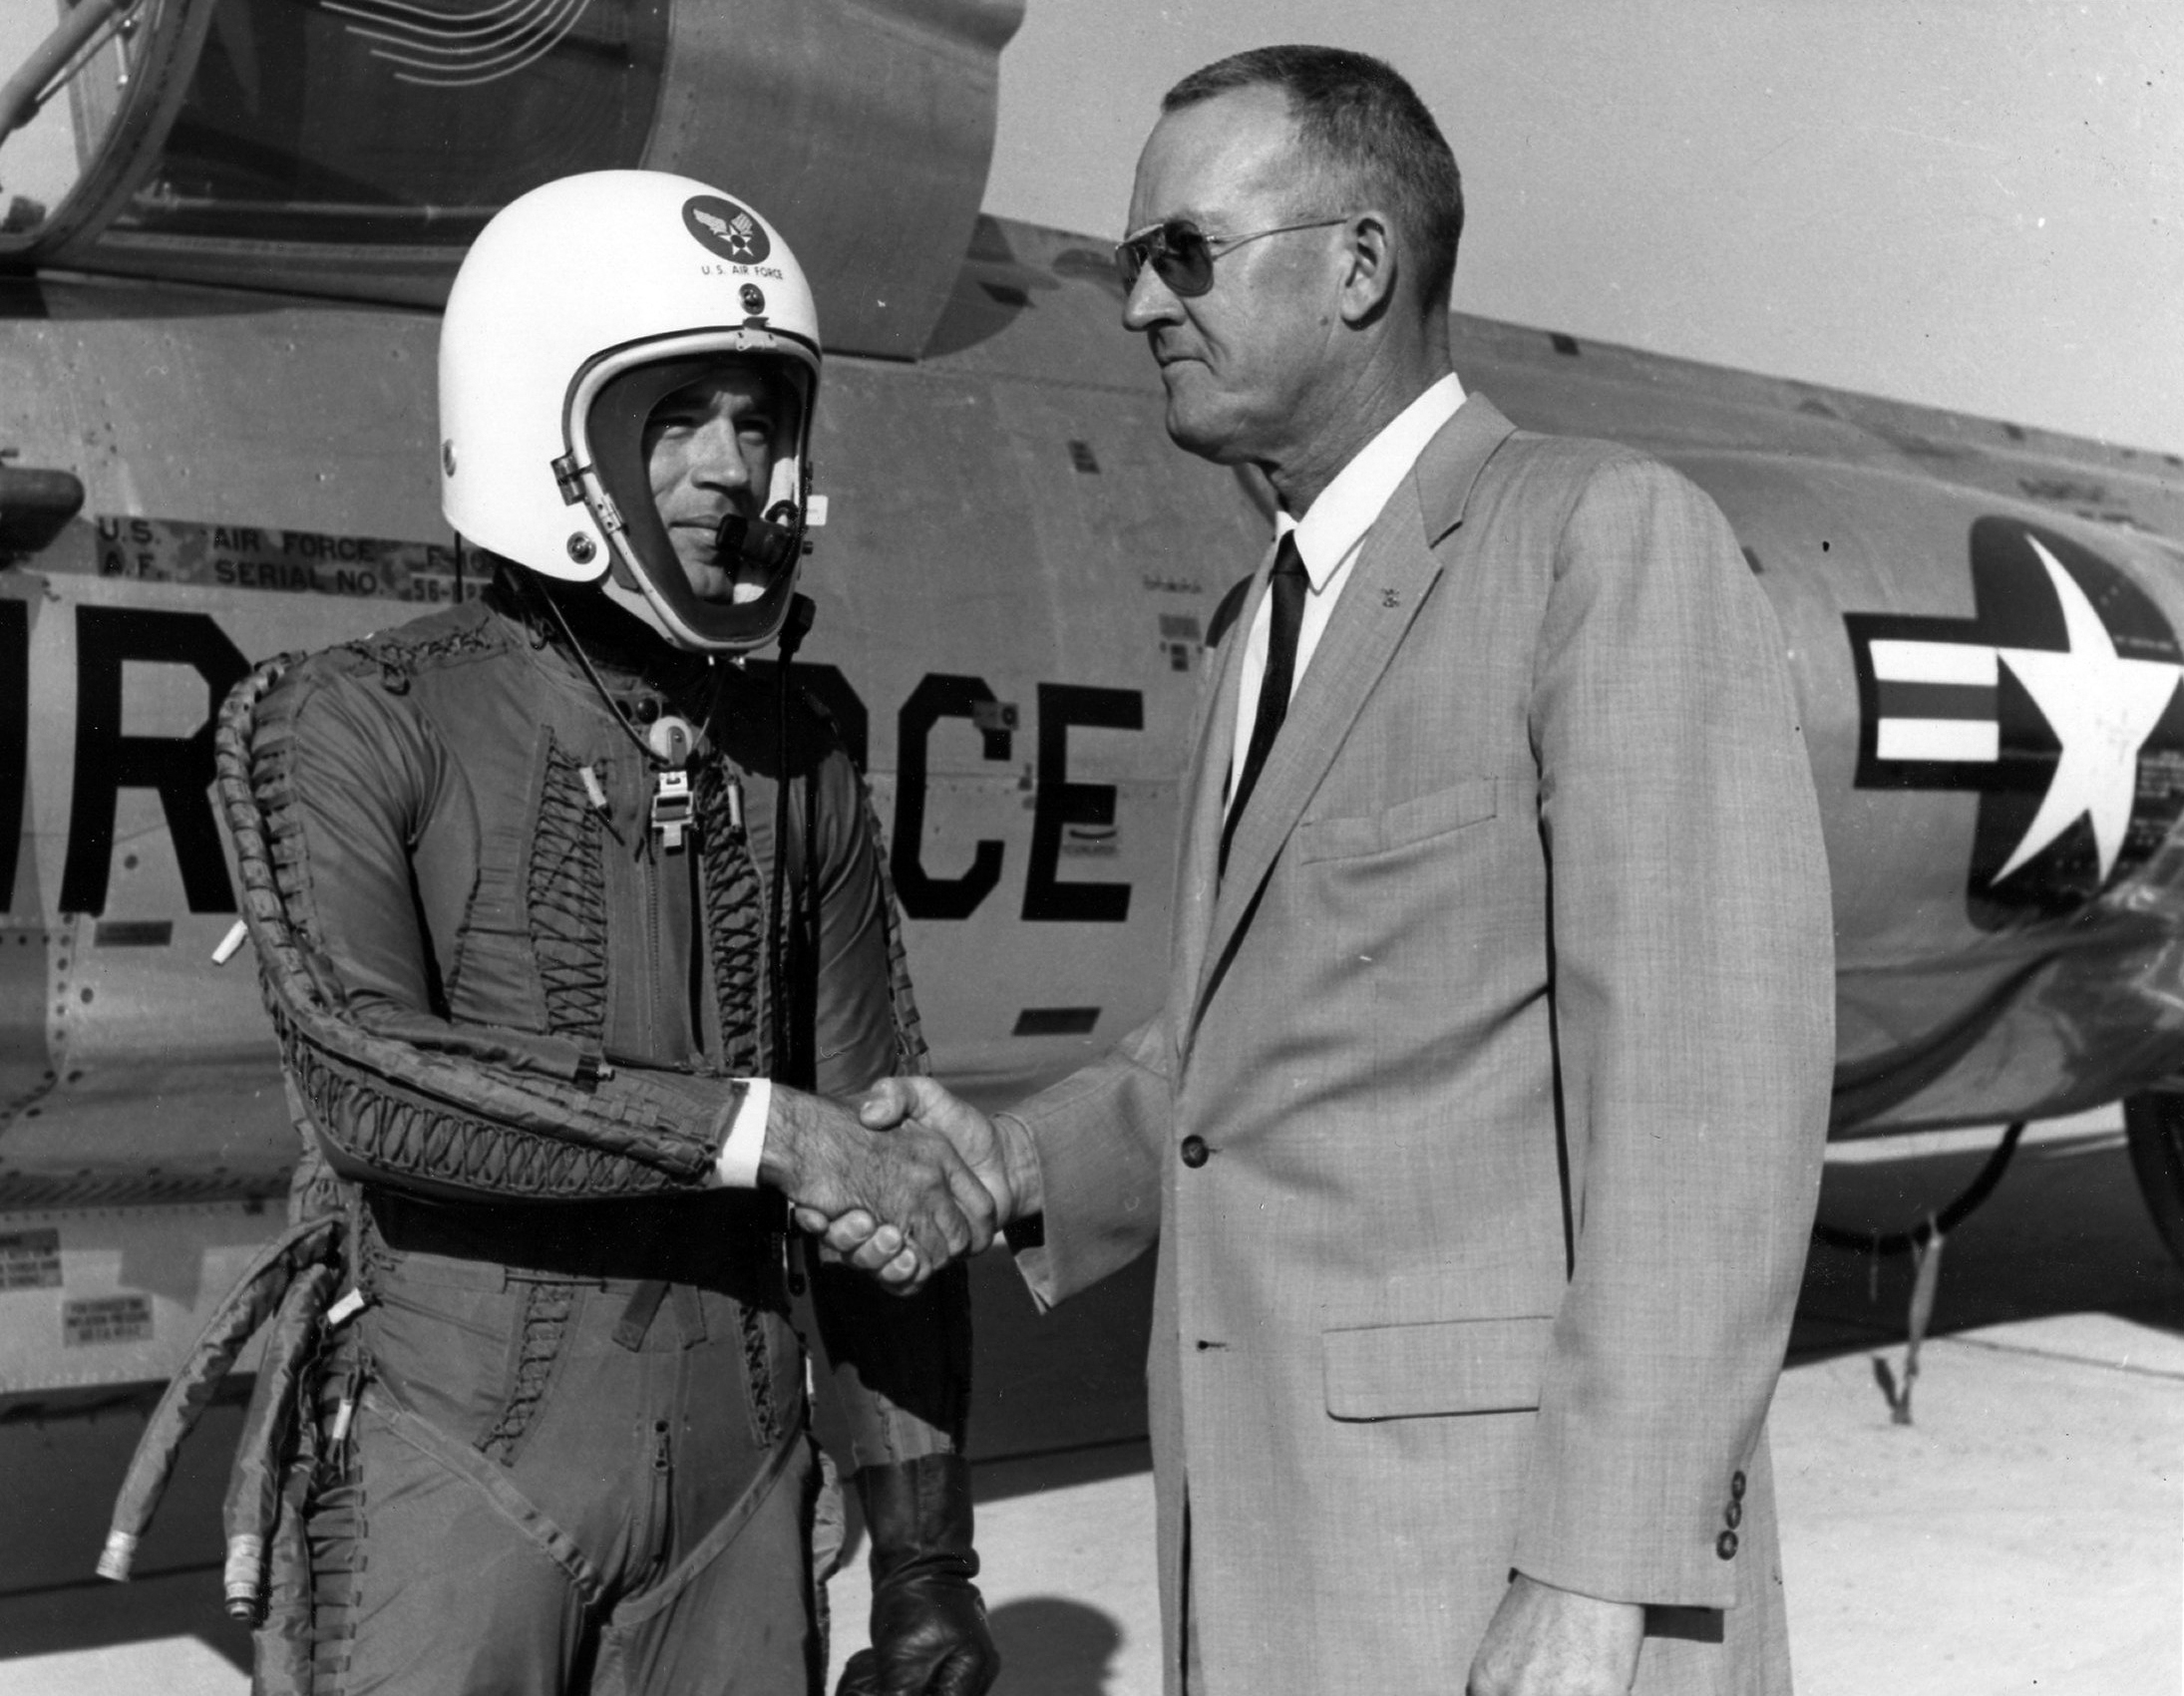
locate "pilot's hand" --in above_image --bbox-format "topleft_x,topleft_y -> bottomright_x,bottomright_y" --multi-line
759,1088 -> 993,1291
1466,1570 -> 1644,1696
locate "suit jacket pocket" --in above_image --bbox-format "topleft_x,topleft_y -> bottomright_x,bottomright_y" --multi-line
1296,777 -> 1499,863
1323,1314 -> 1554,1421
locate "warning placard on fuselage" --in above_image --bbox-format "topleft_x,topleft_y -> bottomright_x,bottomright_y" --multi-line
63,1293 -> 154,1347
0,1228 -> 62,1291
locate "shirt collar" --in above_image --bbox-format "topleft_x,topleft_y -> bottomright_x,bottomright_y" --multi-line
1274,372 -> 1466,589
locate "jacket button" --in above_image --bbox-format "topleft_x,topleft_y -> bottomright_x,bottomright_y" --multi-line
1180,1135 -> 1210,1169
1716,1530 -> 1739,1560
1731,1470 -> 1747,1501
1725,1501 -> 1742,1529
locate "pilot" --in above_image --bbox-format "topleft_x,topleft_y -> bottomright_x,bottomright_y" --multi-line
119,172 -> 1000,1696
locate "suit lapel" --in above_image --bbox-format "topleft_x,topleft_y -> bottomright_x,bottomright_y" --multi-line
1188,396 -> 1520,1033
1193,513 -> 1441,1005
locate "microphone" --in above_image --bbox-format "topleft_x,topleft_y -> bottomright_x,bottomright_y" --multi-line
714,500 -> 805,577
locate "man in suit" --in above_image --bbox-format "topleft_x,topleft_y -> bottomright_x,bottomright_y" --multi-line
830,44 -> 1833,1696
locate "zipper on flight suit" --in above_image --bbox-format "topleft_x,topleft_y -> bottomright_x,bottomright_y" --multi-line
634,1417 -> 674,1584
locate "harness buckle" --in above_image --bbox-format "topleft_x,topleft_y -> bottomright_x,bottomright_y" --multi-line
650,769 -> 695,852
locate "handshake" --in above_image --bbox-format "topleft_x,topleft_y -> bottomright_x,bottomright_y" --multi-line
759,1078 -> 1041,1292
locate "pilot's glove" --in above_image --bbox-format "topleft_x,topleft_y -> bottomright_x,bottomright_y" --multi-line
836,1453 -> 998,1696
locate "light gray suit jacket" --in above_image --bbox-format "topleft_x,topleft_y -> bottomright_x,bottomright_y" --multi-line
1008,396 -> 1834,1694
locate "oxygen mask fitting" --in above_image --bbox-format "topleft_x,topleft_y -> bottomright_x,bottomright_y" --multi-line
715,499 -> 808,587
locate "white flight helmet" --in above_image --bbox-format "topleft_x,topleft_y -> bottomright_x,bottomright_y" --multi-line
440,170 -> 825,651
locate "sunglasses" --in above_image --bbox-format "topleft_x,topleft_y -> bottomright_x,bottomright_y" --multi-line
1113,215 -> 1351,298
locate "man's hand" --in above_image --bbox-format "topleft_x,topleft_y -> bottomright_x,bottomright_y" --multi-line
793,1079 -> 1041,1289
1466,1572 -> 1644,1696
758,1088 -> 994,1292
861,1078 -> 1027,1220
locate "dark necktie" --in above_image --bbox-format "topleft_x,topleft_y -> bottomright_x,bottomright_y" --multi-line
1220,531 -> 1309,878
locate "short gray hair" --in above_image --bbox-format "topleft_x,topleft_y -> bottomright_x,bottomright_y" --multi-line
1164,46 -> 1464,312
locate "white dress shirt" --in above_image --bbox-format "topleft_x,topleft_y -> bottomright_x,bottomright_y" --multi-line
1227,373 -> 1467,812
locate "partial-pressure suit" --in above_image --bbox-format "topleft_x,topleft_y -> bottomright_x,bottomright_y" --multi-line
105,167 -> 988,1696
119,578 -> 968,1696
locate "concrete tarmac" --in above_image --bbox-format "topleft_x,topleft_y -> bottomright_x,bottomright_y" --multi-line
4,1109 -> 2179,1695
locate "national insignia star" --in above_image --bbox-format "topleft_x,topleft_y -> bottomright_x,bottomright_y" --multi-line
1991,536 -> 2183,883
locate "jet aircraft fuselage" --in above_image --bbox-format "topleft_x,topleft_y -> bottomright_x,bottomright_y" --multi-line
2,0 -> 2183,1424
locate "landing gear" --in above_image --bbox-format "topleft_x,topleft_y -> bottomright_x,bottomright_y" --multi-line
2123,1093 -> 2184,1268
